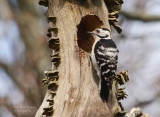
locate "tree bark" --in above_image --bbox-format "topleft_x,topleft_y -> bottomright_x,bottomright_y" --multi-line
36,0 -> 121,117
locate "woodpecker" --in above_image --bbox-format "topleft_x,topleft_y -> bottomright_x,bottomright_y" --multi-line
88,28 -> 119,102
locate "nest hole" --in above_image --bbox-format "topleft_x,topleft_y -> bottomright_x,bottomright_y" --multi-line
77,15 -> 103,53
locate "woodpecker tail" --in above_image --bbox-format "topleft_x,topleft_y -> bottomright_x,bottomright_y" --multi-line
100,78 -> 110,102
100,73 -> 114,102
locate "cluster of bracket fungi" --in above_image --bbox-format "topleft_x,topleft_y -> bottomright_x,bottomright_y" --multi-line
39,0 -> 60,116
115,70 -> 129,101
114,71 -> 129,116
104,0 -> 123,33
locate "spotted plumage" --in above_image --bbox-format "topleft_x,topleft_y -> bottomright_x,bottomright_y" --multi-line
88,28 -> 119,102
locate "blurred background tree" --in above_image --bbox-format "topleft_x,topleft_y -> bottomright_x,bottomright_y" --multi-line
0,0 -> 160,117
0,0 -> 49,116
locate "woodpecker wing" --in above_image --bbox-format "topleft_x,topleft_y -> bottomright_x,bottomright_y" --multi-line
94,39 -> 118,101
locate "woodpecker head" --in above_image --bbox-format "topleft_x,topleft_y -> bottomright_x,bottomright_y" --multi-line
87,28 -> 111,39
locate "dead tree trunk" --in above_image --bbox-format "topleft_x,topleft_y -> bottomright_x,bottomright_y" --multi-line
36,0 -> 123,117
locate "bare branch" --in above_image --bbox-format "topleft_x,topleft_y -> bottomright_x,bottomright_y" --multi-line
120,10 -> 160,22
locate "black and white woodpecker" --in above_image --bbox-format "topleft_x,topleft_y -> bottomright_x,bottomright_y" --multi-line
88,28 -> 119,102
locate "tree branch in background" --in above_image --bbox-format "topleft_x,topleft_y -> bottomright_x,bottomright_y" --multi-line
134,93 -> 160,108
0,62 -> 33,104
120,11 -> 160,22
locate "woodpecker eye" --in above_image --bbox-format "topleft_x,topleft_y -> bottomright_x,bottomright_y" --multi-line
96,30 -> 100,33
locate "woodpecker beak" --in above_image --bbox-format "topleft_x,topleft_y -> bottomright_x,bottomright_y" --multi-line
86,31 -> 96,35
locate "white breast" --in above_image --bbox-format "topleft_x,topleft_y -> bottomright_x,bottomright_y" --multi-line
90,40 -> 101,78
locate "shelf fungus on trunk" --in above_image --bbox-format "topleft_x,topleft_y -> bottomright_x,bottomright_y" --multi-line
114,70 -> 129,116
42,105 -> 54,116
51,53 -> 61,67
104,0 -> 123,33
47,99 -> 55,106
47,31 -> 52,38
48,27 -> 58,37
123,108 -> 149,117
45,70 -> 59,77
47,16 -> 56,23
40,5 -> 61,115
50,52 -> 59,58
41,70 -> 59,116
48,27 -> 58,33
48,81 -> 59,91
115,70 -> 129,85
48,37 -> 60,51
49,91 -> 57,98
38,0 -> 48,7
115,70 -> 129,101
42,70 -> 59,83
